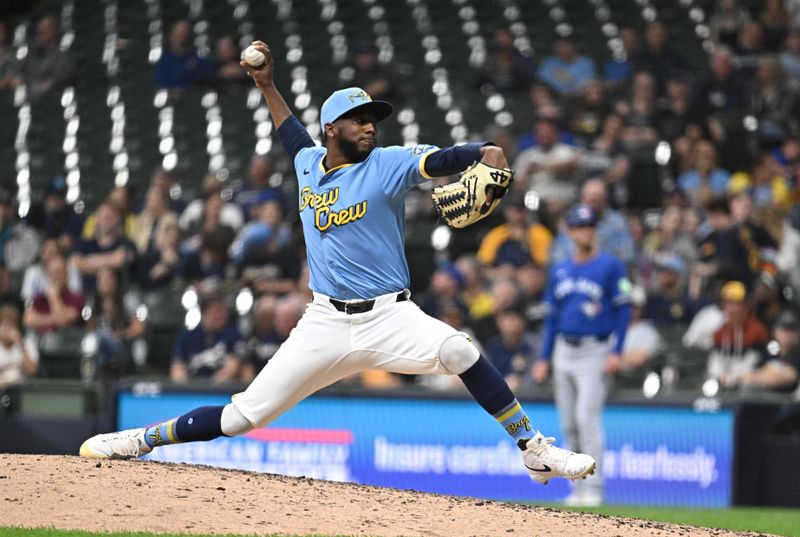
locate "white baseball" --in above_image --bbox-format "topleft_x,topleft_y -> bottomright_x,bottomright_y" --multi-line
242,45 -> 265,67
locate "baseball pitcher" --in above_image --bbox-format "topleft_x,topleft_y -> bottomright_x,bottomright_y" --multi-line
80,41 -> 596,486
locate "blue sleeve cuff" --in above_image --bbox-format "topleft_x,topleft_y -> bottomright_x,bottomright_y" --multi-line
276,115 -> 316,162
422,142 -> 493,177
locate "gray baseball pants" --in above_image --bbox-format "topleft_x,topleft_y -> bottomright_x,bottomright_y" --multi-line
552,335 -> 612,497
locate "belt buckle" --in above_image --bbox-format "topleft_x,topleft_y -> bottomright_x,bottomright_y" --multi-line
344,302 -> 355,315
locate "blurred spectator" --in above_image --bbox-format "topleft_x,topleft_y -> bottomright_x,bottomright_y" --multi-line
0,305 -> 37,388
580,114 -> 630,201
515,263 -> 549,328
153,19 -> 212,93
683,299 -> 725,351
779,31 -> 800,83
644,252 -> 705,325
677,140 -> 731,205
231,195 -> 299,296
618,286 -> 661,372
710,0 -> 751,49
20,15 -> 74,100
417,262 -> 467,320
20,238 -> 81,302
692,47 -> 746,141
708,280 -> 770,388
617,72 -> 659,149
750,272 -> 785,326
85,268 -> 145,377
776,205 -> 800,287
745,56 -> 797,149
728,190 -> 779,265
454,255 -> 493,323
485,306 -> 536,391
697,195 -> 776,289
131,186 -> 178,256
603,27 -> 640,96
551,179 -> 634,264
737,310 -> 800,393
515,84 -> 564,145
632,21 -> 688,93
514,119 -> 580,212
476,29 -> 536,94
72,202 -> 137,293
0,188 -> 40,274
137,219 -> 180,290
642,205 -> 699,269
483,125 -> 519,166
734,21 -> 766,75
536,37 -> 596,96
476,191 -> 552,271
170,295 -> 242,383
771,135 -> 800,186
0,19 -> 20,90
179,175 -> 244,245
82,186 -> 136,240
656,73 -> 698,145
178,228 -> 233,290
349,42 -> 402,102
234,155 -> 281,219
25,176 -> 83,252
213,35 -> 249,95
134,167 -> 185,214
473,278 -> 522,344
728,153 -> 792,213
241,294 -> 304,382
23,254 -> 84,335
568,79 -> 611,145
758,0 -> 790,52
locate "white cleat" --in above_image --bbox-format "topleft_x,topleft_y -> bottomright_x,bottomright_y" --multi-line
520,432 -> 596,485
79,428 -> 152,460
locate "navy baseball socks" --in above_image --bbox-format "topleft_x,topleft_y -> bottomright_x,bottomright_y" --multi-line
458,356 -> 534,447
143,405 -> 226,448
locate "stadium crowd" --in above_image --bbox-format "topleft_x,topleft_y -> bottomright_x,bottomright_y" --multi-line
1,1 -> 800,401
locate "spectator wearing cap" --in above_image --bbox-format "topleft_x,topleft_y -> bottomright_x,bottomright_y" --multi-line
708,280 -> 770,388
476,190 -> 552,273
736,310 -> 800,393
170,294 -> 243,383
617,285 -> 661,373
25,176 -> 84,252
550,179 -> 634,265
485,305 -> 537,391
536,37 -> 596,97
0,305 -> 38,389
23,254 -> 84,335
230,193 -> 299,296
644,252 -> 706,326
727,153 -> 792,214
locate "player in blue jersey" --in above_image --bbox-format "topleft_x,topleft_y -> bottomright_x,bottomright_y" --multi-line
533,203 -> 631,506
79,41 -> 596,487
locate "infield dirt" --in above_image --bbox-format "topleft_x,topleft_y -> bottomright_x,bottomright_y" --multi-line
0,454 -> 776,537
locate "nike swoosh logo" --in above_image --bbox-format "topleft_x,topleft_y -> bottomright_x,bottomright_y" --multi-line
525,463 -> 552,473
303,168 -> 310,175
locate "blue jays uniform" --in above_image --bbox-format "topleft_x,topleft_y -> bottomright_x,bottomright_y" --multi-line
539,204 -> 631,502
231,88 -> 489,428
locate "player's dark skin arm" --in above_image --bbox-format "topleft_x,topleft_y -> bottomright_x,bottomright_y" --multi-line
240,41 -> 292,130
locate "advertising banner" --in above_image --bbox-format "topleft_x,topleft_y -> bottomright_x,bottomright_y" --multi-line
118,391 -> 732,506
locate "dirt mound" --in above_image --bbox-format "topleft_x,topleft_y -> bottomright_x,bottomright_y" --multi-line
0,454 -> 772,537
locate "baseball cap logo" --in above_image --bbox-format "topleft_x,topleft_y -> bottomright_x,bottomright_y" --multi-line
348,90 -> 371,102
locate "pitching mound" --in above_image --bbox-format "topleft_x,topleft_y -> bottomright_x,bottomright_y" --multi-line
1,454 -> 771,537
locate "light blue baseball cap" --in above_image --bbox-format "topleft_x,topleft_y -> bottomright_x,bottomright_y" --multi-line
319,87 -> 393,133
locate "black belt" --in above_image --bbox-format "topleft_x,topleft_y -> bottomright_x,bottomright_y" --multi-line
562,334 -> 610,347
329,291 -> 408,315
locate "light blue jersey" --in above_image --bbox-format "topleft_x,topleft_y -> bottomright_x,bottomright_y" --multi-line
293,144 -> 437,299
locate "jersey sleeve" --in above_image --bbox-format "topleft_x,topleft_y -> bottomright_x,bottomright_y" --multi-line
610,258 -> 632,305
377,144 -> 439,199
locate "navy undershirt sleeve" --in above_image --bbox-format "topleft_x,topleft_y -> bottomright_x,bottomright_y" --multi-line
422,142 -> 493,177
276,115 -> 316,162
